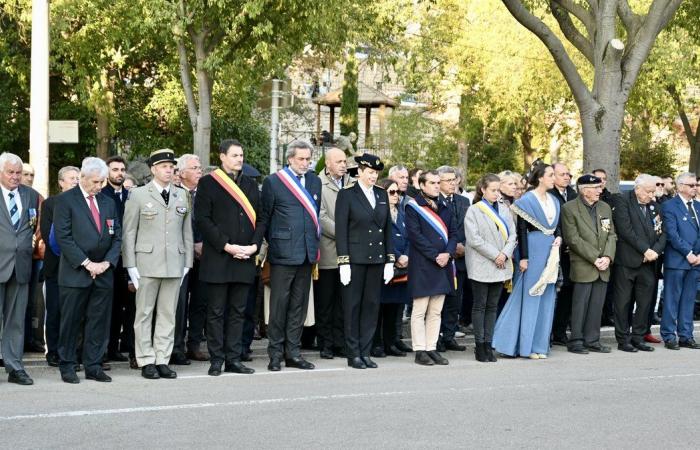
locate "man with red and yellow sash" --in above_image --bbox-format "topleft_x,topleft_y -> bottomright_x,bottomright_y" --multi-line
195,139 -> 264,376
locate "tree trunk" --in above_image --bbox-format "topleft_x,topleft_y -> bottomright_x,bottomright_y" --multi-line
95,109 -> 110,159
520,116 -> 536,169
192,34 -> 212,168
580,101 -> 625,187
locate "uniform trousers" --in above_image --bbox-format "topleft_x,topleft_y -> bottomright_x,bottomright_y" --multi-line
134,276 -> 180,366
0,273 -> 29,372
315,268 -> 345,352
411,295 -> 445,351
341,264 -> 382,358
569,279 -> 607,347
207,282 -> 250,363
612,264 -> 655,344
267,263 -> 312,360
661,268 -> 699,343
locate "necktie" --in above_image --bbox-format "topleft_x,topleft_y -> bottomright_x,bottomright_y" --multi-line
687,201 -> 699,228
640,205 -> 646,217
190,189 -> 196,199
562,190 -> 567,202
8,192 -> 19,230
161,189 -> 169,205
88,195 -> 101,233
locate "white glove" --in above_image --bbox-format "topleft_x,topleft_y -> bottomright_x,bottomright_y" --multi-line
383,263 -> 394,285
180,267 -> 190,286
126,267 -> 140,290
339,264 -> 351,286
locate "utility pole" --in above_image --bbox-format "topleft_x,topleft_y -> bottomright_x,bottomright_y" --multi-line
269,79 -> 281,173
29,0 -> 50,197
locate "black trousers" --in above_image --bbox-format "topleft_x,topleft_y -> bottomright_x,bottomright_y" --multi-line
186,264 -> 207,353
471,280 -> 503,343
441,270 -> 466,341
267,264 -> 312,360
341,264 -> 382,358
206,282 -> 250,363
569,279 -> 607,347
460,277 -> 474,326
552,282 -> 574,340
374,303 -> 401,349
241,276 -> 259,353
58,284 -> 111,375
612,264 -> 656,344
108,267 -> 134,356
314,268 -> 345,352
45,276 -> 60,355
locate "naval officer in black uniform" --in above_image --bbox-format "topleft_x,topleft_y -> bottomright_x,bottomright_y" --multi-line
335,153 -> 395,369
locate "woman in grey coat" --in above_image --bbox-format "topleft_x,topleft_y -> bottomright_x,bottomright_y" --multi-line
465,174 -> 517,362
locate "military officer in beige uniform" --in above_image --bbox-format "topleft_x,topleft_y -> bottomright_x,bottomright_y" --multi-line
122,149 -> 193,379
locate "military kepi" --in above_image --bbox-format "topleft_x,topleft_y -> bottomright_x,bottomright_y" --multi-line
577,174 -> 602,186
149,148 -> 176,167
354,153 -> 384,171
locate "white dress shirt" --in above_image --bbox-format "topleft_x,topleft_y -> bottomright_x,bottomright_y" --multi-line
358,181 -> 376,209
1,185 -> 22,219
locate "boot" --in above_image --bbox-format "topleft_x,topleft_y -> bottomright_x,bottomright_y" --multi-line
415,351 -> 434,366
474,342 -> 488,362
485,342 -> 497,362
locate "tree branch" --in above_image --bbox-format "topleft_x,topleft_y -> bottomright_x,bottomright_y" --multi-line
552,0 -> 594,36
550,1 -> 594,64
667,84 -> 696,146
617,0 -> 641,39
176,36 -> 198,130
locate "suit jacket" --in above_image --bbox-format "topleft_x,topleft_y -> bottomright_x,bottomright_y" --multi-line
318,170 -> 355,269
0,184 -> 41,284
611,190 -> 666,269
390,207 -> 409,261
464,200 -> 517,283
548,185 -> 577,284
549,185 -> 578,205
53,186 -> 122,288
39,195 -> 60,278
101,183 -> 128,222
335,182 -> 394,265
562,196 -> 617,283
441,193 -> 470,272
260,169 -> 322,265
121,181 -> 194,277
405,194 -> 458,298
195,171 -> 264,284
661,195 -> 700,270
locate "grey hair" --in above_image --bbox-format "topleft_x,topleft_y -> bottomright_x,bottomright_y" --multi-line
0,152 -> 23,170
676,172 -> 696,185
324,146 -> 344,157
436,166 -> 456,177
388,165 -> 408,176
286,140 -> 314,160
81,157 -> 108,178
177,154 -> 200,171
58,165 -> 80,181
634,173 -> 658,187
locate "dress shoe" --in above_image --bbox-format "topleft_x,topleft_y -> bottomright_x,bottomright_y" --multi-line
333,347 -> 347,358
61,371 -> 80,384
268,358 -> 282,371
436,340 -> 446,353
568,345 -> 589,354
631,341 -> 654,352
225,360 -> 255,374
156,364 -> 177,378
107,351 -> 128,362
528,353 -> 540,359
537,353 -> 547,359
8,369 -> 33,385
75,363 -> 83,372
86,370 -> 112,382
644,333 -> 661,344
141,364 -> 161,379
129,356 -> 138,369
320,348 -> 334,359
46,352 -> 59,367
585,343 -> 611,353
664,340 -> 680,350
680,339 -> 700,349
169,353 -> 192,366
485,342 -> 497,362
285,357 -> 314,370
347,357 -> 367,369
414,351 -> 434,366
370,346 -> 386,358
427,350 -> 449,365
444,340 -> 466,351
25,341 -> 45,353
208,361 -> 222,376
385,345 -> 406,357
617,343 -> 638,352
474,342 -> 488,362
241,351 -> 253,362
551,335 -> 568,346
0,358 -> 4,367
394,340 -> 413,353
186,349 -> 210,361
362,356 -> 378,368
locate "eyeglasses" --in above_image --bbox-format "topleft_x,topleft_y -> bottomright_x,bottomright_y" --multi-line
681,183 -> 698,188
387,189 -> 400,195
656,183 -> 664,187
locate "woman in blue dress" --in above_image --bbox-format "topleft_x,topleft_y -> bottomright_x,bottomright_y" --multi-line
492,163 -> 562,359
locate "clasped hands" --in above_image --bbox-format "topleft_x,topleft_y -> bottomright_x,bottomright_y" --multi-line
642,249 -> 659,264
594,256 -> 611,271
85,261 -> 110,279
686,253 -> 700,266
435,252 -> 450,268
224,243 -> 258,260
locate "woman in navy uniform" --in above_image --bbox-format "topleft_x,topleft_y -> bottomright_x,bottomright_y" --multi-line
335,154 -> 395,369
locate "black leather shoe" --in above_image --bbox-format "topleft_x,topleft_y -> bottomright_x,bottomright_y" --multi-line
679,339 -> 700,349
169,353 -> 191,365
141,364 -> 160,379
268,358 -> 282,371
427,350 -> 449,365
631,341 -> 654,352
241,352 -> 253,362
186,349 -> 210,361
225,360 -> 255,374
61,371 -> 80,384
436,340 -> 446,352
0,358 -> 4,367
86,370 -> 112,382
208,361 -> 222,376
107,351 -> 128,362
568,345 -> 589,354
156,364 -> 177,378
362,356 -> 378,368
25,341 -> 45,353
370,346 -> 386,358
320,348 -> 334,359
8,369 -> 33,385
385,345 -> 406,357
129,356 -> 138,369
444,340 -> 466,351
485,342 -> 497,362
394,340 -> 413,353
347,357 -> 367,369
46,352 -> 59,367
415,351 -> 434,366
617,343 -> 638,352
285,357 -> 314,370
551,336 -> 568,346
664,340 -> 681,350
585,343 -> 611,353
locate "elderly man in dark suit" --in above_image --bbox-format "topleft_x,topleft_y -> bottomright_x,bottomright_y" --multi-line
260,140 -> 322,372
611,174 -> 666,352
0,152 -> 42,385
54,157 -> 122,383
562,174 -> 617,355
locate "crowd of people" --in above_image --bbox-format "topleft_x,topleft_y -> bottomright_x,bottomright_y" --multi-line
0,139 -> 698,385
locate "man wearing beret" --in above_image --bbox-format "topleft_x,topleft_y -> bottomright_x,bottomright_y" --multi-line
562,174 -> 617,354
122,149 -> 194,379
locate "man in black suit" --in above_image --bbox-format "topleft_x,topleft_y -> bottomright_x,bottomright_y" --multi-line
611,174 -> 666,352
196,140 -> 264,375
40,165 -> 80,367
260,140 -> 322,371
54,157 -> 122,383
548,162 -> 577,345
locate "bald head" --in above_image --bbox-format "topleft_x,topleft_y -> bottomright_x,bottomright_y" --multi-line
325,147 -> 347,179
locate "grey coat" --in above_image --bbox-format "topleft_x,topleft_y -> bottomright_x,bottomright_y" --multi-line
464,201 -> 517,283
0,184 -> 41,284
318,170 -> 354,269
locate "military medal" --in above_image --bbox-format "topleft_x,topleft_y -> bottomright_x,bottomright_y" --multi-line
28,208 -> 37,228
600,217 -> 611,233
106,219 -> 115,235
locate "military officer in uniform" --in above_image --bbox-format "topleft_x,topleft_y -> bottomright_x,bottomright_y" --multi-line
335,153 -> 395,369
122,149 -> 194,379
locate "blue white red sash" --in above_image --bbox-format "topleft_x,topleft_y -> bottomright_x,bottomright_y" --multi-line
407,199 -> 457,289
276,167 -> 321,238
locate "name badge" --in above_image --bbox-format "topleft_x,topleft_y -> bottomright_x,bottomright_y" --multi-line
176,206 -> 187,214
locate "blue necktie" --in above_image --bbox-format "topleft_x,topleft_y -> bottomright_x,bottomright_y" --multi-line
8,192 -> 19,230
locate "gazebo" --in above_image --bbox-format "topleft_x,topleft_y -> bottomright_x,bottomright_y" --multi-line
313,81 -> 399,146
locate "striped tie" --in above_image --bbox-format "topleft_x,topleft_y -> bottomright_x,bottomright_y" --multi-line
8,192 -> 19,230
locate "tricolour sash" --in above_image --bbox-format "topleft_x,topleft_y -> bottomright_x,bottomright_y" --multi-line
407,199 -> 457,289
476,200 -> 509,240
211,169 -> 256,229
276,167 -> 321,237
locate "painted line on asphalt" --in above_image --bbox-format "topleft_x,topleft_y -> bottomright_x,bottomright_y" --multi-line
178,368 -> 345,379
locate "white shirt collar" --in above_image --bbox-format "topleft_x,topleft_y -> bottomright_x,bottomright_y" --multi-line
152,180 -> 170,193
79,184 -> 93,199
0,184 -> 18,198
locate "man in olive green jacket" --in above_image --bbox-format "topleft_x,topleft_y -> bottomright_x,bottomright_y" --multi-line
562,174 -> 616,354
